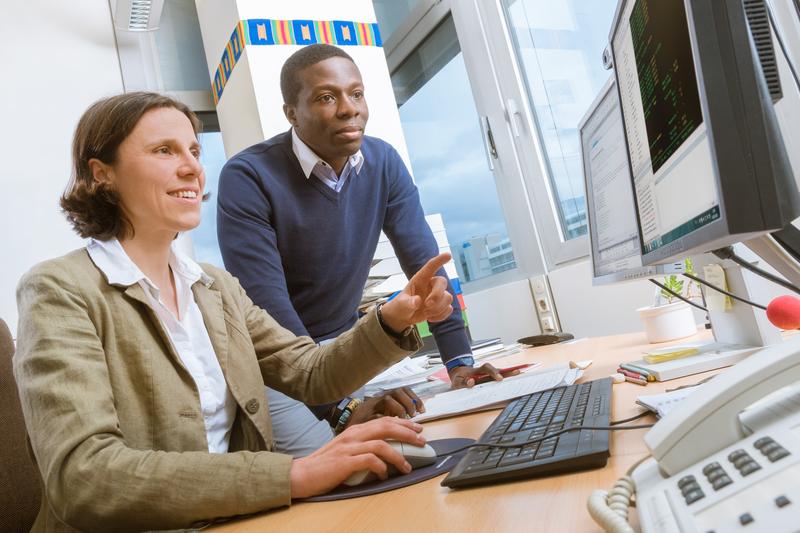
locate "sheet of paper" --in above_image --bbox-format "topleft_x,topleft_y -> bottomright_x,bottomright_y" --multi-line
364,357 -> 439,395
636,386 -> 699,418
703,263 -> 732,312
411,363 -> 580,423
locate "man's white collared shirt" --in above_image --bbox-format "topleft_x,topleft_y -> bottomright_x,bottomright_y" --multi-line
86,238 -> 236,453
291,128 -> 364,192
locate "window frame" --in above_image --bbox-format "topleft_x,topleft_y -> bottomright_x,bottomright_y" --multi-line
383,0 -> 549,292
462,0 -> 592,268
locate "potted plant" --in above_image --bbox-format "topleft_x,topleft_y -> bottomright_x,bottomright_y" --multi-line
637,259 -> 702,343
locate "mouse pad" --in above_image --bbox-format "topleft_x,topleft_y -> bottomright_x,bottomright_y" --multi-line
301,437 -> 474,502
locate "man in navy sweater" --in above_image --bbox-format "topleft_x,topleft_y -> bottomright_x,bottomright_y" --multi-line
217,44 -> 505,456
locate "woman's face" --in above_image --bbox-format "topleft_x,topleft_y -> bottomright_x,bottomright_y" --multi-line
105,107 -> 205,240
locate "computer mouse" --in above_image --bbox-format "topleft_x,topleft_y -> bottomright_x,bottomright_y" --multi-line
517,332 -> 574,347
342,440 -> 437,487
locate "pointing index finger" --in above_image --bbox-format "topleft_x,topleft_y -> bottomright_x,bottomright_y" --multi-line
412,252 -> 452,284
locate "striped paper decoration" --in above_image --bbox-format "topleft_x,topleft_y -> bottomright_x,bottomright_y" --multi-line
212,19 -> 383,105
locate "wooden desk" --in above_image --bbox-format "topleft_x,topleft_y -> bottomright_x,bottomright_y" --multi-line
214,330 -> 718,533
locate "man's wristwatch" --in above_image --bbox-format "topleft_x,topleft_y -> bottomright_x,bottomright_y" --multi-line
445,355 -> 475,371
375,302 -> 413,339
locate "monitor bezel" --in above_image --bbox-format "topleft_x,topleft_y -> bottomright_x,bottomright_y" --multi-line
579,76 -> 679,285
608,0 -> 799,265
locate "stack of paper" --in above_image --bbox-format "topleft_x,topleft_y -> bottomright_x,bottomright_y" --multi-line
363,357 -> 440,396
411,363 -> 582,423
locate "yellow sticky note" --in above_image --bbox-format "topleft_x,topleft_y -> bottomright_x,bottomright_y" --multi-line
703,263 -> 732,312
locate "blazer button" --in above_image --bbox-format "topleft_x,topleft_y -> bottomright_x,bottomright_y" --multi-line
245,399 -> 260,414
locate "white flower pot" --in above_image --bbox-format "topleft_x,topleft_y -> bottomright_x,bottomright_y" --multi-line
637,302 -> 698,343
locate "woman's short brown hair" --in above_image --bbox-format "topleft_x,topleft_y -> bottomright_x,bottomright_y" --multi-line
61,92 -> 202,240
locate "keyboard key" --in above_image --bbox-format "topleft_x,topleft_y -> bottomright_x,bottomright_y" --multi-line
535,447 -> 555,458
739,513 -> 754,525
775,495 -> 791,508
463,462 -> 500,474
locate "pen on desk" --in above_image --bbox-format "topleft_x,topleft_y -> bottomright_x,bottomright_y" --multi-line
625,375 -> 648,386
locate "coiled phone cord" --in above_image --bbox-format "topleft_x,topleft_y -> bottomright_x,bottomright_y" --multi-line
587,452 -> 653,533
587,476 -> 636,533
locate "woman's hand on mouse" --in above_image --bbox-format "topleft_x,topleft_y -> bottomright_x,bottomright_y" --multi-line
289,417 -> 426,499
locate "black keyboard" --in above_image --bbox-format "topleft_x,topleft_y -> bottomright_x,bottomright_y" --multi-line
441,378 -> 613,488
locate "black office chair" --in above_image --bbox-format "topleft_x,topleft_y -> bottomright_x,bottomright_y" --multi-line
0,318 -> 41,531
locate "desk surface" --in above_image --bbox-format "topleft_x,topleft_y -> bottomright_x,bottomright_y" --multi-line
214,329 -> 718,533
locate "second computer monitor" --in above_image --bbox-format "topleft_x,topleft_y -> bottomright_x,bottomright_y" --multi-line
580,77 -> 680,285
609,0 -> 800,265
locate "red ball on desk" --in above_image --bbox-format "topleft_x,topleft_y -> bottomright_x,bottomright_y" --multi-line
766,295 -> 800,330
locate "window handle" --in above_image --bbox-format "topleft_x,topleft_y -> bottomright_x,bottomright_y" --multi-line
479,115 -> 498,171
506,98 -> 522,138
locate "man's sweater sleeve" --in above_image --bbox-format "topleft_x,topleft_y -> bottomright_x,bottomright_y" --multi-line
217,155 -> 310,338
381,144 -> 473,362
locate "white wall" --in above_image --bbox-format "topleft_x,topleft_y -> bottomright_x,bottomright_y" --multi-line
0,1 -> 123,333
463,279 -> 541,344
548,258 -> 656,338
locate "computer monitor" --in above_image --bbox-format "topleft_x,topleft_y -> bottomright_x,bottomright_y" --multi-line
609,0 -> 800,265
580,77 -> 682,285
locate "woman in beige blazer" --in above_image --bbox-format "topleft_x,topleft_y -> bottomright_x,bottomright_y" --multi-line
14,92 -> 455,532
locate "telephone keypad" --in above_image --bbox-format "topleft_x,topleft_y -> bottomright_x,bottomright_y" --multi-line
753,436 -> 791,463
727,449 -> 762,476
677,474 -> 706,504
702,462 -> 721,476
702,462 -> 733,491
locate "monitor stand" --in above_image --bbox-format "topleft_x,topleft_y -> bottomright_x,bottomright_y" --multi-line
632,250 -> 784,381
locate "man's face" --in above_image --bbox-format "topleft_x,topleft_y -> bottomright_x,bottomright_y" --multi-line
284,57 -> 369,172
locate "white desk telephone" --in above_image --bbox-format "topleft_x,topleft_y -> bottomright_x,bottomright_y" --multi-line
589,337 -> 800,532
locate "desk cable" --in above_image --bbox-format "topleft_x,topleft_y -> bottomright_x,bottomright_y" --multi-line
438,422 -> 654,457
443,422 -> 655,455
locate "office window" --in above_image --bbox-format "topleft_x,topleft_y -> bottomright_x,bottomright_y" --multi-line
191,132 -> 227,268
372,0 -> 429,44
502,0 -> 618,241
392,16 -> 517,283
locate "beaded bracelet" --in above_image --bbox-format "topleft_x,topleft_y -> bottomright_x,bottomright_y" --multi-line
334,398 -> 362,434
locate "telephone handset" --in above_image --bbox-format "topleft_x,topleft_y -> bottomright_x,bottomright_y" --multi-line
589,337 -> 800,532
